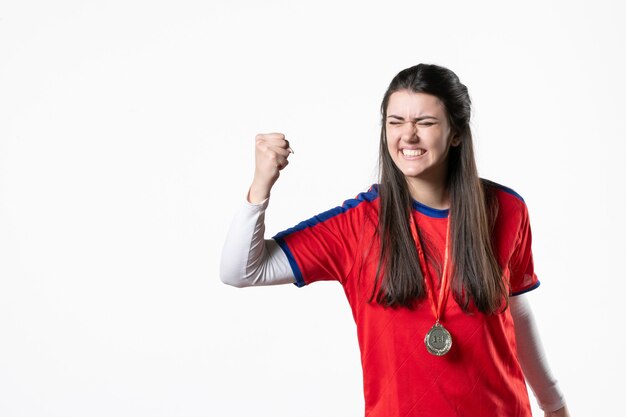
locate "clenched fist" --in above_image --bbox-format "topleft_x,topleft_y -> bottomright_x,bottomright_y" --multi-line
248,133 -> 293,204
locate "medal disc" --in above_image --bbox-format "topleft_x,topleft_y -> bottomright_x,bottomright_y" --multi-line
424,322 -> 452,356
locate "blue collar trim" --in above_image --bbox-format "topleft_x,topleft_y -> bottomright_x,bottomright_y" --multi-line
411,200 -> 449,218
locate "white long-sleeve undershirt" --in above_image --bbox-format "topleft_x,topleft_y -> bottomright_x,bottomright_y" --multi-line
511,295 -> 566,412
219,197 -> 566,412
220,197 -> 295,287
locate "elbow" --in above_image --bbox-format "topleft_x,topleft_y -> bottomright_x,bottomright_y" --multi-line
219,264 -> 250,288
220,274 -> 248,288
219,248 -> 251,287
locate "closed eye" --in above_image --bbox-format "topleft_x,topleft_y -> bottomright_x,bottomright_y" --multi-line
387,121 -> 436,126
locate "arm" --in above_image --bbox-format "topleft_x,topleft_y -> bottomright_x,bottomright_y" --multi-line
219,196 -> 295,287
510,294 -> 570,417
220,133 -> 295,287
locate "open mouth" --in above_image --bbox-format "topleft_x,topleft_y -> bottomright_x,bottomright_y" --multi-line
402,149 -> 426,157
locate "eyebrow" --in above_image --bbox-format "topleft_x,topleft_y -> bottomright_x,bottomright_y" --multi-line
387,115 -> 439,121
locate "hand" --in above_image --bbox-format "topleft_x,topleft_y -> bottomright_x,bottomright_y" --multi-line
248,133 -> 293,204
545,405 -> 570,417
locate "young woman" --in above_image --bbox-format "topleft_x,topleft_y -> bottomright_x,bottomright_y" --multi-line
220,64 -> 570,417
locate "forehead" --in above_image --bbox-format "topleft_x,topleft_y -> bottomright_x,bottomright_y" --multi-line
386,90 -> 446,117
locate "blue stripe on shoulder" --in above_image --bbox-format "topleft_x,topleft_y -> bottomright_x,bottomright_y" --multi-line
482,179 -> 525,203
272,187 -> 378,240
511,281 -> 540,296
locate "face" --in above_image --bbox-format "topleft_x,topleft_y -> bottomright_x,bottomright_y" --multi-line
385,90 -> 460,186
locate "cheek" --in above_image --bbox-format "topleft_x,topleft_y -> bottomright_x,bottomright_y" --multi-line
385,130 -> 395,149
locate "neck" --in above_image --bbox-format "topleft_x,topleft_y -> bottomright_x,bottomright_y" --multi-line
406,177 -> 449,209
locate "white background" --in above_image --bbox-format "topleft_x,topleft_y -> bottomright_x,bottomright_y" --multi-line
1,1 -> 624,416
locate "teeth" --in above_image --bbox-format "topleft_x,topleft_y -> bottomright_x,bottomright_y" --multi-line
402,149 -> 425,157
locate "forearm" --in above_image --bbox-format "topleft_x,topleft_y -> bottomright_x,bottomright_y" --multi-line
510,294 -> 566,412
220,195 -> 295,287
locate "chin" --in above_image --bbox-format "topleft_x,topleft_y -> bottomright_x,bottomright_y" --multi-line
400,167 -> 427,177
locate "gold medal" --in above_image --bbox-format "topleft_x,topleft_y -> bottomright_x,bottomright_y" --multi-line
424,322 -> 452,356
410,215 -> 454,356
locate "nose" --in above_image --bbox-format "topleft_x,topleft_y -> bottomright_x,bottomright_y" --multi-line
400,121 -> 419,142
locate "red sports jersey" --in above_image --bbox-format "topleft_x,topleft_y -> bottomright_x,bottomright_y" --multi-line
273,183 -> 539,417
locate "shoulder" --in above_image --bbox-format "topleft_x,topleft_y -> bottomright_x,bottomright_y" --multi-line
482,179 -> 527,210
273,185 -> 379,240
482,179 -> 531,231
320,184 -> 380,222
344,184 -> 380,209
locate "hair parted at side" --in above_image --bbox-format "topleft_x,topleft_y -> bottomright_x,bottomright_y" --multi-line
371,63 -> 508,314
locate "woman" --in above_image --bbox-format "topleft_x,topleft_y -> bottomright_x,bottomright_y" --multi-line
220,63 -> 570,417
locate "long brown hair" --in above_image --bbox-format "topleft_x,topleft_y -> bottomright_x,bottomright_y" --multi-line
371,64 -> 507,314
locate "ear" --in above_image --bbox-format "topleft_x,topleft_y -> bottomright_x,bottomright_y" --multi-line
450,133 -> 461,147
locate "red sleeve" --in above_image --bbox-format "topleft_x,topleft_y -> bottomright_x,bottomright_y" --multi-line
509,202 -> 540,295
272,191 -> 374,287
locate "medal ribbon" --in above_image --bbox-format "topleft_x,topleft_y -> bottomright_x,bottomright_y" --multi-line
409,214 -> 451,323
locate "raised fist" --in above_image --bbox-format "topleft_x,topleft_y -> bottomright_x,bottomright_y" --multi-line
248,133 -> 293,203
